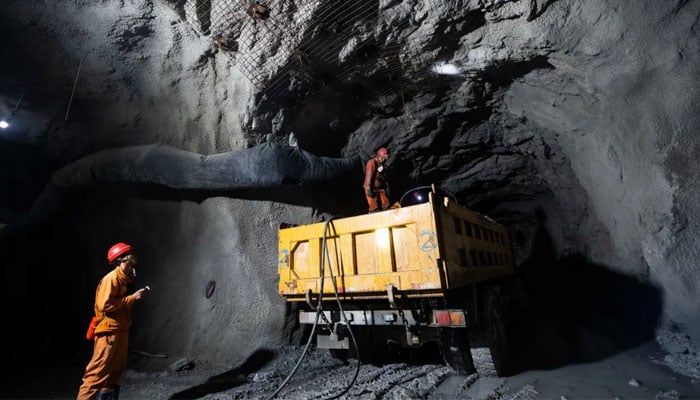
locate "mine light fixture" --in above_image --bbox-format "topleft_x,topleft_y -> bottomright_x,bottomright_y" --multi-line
1,86 -> 29,130
432,62 -> 461,75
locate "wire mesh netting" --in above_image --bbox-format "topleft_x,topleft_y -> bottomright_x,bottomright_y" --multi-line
166,0 -> 452,102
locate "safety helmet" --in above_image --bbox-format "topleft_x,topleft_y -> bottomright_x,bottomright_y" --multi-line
376,147 -> 388,158
107,242 -> 134,263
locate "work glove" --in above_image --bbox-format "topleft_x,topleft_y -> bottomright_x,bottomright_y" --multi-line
366,188 -> 375,198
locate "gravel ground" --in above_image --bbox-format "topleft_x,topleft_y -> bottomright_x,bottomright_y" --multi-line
5,327 -> 699,399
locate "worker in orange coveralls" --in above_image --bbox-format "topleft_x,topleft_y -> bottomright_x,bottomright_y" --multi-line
364,147 -> 391,212
78,243 -> 148,400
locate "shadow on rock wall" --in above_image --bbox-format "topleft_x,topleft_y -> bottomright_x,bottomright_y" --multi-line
512,228 -> 664,372
0,221 -> 89,376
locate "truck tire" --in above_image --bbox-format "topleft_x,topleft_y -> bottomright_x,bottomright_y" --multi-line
440,328 -> 477,375
485,289 -> 513,376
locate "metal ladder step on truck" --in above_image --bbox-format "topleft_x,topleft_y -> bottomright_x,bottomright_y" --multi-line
276,186 -> 526,377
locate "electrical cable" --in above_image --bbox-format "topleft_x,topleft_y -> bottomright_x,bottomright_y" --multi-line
322,219 -> 361,400
265,218 -> 332,400
65,49 -> 86,121
1,85 -> 29,126
266,217 -> 362,400
10,86 -> 29,117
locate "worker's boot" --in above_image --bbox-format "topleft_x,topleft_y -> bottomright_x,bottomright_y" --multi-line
97,389 -> 116,400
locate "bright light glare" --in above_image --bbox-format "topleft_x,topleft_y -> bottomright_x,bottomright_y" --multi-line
432,63 -> 461,75
0,120 -> 8,129
375,228 -> 390,249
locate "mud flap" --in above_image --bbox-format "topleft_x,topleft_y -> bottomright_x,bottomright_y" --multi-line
439,328 -> 477,375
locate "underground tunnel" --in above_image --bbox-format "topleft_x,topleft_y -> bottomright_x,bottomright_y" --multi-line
1,0 -> 699,399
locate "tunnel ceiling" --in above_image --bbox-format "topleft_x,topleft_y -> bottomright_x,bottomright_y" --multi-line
169,0 -> 569,228
1,0 -> 700,339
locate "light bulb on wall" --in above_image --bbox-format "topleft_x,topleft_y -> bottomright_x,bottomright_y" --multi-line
1,86 -> 29,131
432,62 -> 461,75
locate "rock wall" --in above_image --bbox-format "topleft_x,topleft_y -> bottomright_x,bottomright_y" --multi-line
3,0 -> 253,159
501,0 -> 700,337
85,196 -> 317,365
1,0 -> 313,366
1,0 -> 699,365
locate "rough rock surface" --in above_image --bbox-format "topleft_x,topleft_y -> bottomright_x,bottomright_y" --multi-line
1,0 -> 700,397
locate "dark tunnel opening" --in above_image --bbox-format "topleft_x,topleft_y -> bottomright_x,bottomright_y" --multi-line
512,226 -> 664,371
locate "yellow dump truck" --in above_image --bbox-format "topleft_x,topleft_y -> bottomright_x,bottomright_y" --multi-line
277,189 -> 520,376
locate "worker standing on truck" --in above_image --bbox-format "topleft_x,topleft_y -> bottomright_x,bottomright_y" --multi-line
364,147 -> 391,212
78,243 -> 149,400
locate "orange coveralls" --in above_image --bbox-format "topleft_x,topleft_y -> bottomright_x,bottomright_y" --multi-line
364,157 -> 390,212
78,267 -> 136,400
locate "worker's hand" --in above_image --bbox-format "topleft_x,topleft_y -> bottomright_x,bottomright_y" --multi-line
132,288 -> 148,301
366,188 -> 375,198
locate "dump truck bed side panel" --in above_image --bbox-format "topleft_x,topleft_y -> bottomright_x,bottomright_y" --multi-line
278,196 -> 515,301
436,197 -> 515,287
278,202 -> 444,299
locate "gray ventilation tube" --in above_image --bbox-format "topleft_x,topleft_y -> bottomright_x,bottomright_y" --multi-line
1,142 -> 361,236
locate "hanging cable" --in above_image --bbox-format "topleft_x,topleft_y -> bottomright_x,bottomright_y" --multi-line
65,49 -> 86,122
267,217 -> 361,400
11,86 -> 29,117
1,85 -> 29,128
323,220 -> 361,399
266,218 -> 333,400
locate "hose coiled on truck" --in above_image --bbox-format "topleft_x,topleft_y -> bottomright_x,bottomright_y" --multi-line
266,217 -> 361,400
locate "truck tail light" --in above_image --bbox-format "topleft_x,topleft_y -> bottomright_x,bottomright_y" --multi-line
435,311 -> 452,326
434,310 -> 467,327
450,311 -> 466,326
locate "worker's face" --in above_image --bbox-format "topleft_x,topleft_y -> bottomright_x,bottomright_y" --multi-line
121,253 -> 138,277
378,153 -> 389,163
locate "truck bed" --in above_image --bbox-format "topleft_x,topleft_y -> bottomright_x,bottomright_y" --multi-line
278,194 -> 514,301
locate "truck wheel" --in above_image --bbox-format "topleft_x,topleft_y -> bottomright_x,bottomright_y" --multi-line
486,290 -> 512,376
440,328 -> 476,375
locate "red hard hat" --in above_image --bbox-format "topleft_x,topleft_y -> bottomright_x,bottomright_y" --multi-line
107,242 -> 134,263
376,147 -> 388,158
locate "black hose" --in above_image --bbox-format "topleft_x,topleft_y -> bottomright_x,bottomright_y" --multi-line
322,219 -> 361,399
266,218 -> 333,400
267,217 -> 362,400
